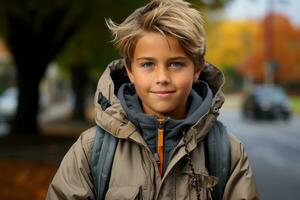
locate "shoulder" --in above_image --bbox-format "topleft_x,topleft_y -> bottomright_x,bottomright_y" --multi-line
227,133 -> 249,172
72,126 -> 97,163
228,133 -> 243,152
222,133 -> 259,199
46,127 -> 98,199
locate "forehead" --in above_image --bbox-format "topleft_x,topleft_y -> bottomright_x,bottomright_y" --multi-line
133,32 -> 189,59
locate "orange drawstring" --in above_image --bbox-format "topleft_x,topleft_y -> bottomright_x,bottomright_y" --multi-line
157,119 -> 164,176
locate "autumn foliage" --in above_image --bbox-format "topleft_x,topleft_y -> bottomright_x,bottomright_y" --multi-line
206,13 -> 300,83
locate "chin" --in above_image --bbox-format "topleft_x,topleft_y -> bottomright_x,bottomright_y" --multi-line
154,109 -> 175,117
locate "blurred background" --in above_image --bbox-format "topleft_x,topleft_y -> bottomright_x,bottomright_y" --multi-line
0,0 -> 299,199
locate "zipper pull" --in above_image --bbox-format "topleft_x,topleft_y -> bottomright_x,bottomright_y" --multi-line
154,153 -> 160,164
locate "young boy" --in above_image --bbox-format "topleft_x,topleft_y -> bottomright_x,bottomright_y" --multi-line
46,0 -> 258,199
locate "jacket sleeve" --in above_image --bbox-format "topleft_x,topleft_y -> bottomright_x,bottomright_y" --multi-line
222,134 -> 259,200
46,128 -> 96,200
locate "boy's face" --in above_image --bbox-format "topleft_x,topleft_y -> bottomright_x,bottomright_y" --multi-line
125,32 -> 201,119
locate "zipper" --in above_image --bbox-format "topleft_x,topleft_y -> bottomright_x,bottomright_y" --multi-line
155,110 -> 215,199
157,118 -> 164,176
144,147 -> 159,200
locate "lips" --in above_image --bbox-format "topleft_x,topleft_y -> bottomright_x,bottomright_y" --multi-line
151,90 -> 175,98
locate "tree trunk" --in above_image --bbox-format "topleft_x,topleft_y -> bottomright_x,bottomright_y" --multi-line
10,63 -> 46,135
4,2 -> 88,135
71,65 -> 87,121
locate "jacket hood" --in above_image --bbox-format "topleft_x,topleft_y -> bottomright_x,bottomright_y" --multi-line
94,59 -> 225,141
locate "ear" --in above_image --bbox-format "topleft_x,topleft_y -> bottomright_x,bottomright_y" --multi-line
193,56 -> 205,82
193,67 -> 201,82
125,64 -> 134,83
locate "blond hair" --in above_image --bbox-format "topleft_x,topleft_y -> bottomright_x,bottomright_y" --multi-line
106,0 -> 206,68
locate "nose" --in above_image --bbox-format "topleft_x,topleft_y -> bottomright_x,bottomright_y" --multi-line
155,66 -> 170,85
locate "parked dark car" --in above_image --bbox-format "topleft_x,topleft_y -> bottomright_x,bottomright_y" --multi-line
242,85 -> 291,120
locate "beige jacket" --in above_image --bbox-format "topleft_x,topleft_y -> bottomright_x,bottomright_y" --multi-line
46,60 -> 259,200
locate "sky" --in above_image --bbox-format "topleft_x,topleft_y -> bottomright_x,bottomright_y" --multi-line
224,0 -> 300,27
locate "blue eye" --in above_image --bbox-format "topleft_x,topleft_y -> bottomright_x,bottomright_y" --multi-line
141,62 -> 154,68
170,62 -> 184,68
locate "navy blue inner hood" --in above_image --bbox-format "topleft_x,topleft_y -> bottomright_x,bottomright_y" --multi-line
117,80 -> 213,172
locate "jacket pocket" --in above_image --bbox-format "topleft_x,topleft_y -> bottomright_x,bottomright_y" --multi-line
105,186 -> 143,200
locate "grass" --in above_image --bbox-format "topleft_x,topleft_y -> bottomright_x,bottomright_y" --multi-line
290,96 -> 300,115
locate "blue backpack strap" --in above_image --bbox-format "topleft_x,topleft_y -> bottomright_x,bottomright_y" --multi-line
91,126 -> 117,200
204,120 -> 231,200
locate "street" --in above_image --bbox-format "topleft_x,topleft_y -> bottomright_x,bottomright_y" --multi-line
219,108 -> 300,200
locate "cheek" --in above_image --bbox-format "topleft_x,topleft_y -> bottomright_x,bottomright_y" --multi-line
133,77 -> 150,95
176,76 -> 194,92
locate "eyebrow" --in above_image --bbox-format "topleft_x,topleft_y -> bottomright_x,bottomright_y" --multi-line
169,57 -> 188,61
136,56 -> 188,61
136,57 -> 155,61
